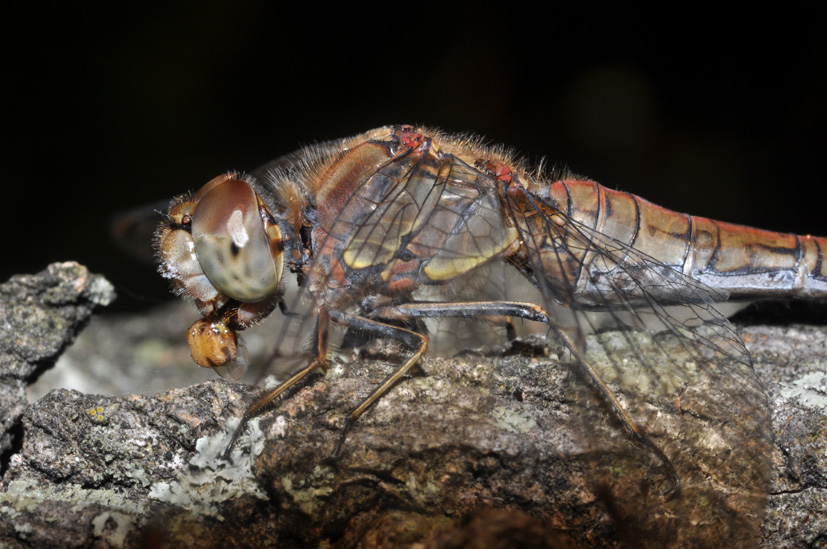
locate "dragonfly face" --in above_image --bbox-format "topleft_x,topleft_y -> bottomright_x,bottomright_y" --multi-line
155,172 -> 292,377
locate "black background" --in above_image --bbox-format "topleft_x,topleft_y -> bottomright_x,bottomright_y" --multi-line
4,4 -> 826,312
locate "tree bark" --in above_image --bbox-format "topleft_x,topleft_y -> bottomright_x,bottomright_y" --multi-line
0,263 -> 825,548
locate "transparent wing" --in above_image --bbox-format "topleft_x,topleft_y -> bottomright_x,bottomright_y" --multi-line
259,129 -> 759,397
497,174 -> 770,544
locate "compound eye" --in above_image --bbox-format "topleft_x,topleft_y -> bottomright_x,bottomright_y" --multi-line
192,177 -> 282,302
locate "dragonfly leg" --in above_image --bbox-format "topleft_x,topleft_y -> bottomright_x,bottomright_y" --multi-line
327,310 -> 428,459
223,306 -> 331,459
376,300 -> 681,495
374,300 -> 551,324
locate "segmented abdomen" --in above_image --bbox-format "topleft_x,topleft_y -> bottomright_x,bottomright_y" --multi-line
537,179 -> 827,303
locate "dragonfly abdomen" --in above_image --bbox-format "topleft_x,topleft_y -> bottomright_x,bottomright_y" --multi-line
539,179 -> 827,303
687,217 -> 827,299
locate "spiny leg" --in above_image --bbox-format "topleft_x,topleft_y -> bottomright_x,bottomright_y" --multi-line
223,306 -> 331,458
327,310 -> 428,459
375,300 -> 551,323
225,307 -> 429,460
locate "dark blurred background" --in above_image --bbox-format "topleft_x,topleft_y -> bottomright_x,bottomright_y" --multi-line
4,4 -> 826,312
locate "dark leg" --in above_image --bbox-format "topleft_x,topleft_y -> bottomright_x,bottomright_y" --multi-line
223,306 -> 331,458
327,310 -> 428,458
373,300 -> 551,323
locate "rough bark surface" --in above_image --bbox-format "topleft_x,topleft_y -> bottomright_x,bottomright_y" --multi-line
0,262 -> 115,458
1,263 -> 825,548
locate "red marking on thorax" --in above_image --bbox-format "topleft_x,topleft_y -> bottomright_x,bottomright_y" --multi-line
400,131 -> 424,150
387,276 -> 416,293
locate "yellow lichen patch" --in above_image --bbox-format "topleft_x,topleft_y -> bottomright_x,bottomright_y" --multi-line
85,406 -> 105,422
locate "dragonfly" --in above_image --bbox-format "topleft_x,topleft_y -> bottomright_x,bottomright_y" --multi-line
153,125 -> 824,536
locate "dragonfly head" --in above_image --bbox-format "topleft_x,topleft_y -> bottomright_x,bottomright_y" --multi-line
155,172 -> 289,376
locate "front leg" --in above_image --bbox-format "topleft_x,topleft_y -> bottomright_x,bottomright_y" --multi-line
224,306 -> 429,460
223,306 -> 331,457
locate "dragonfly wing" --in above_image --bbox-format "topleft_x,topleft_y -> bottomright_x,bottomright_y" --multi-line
500,177 -> 771,544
